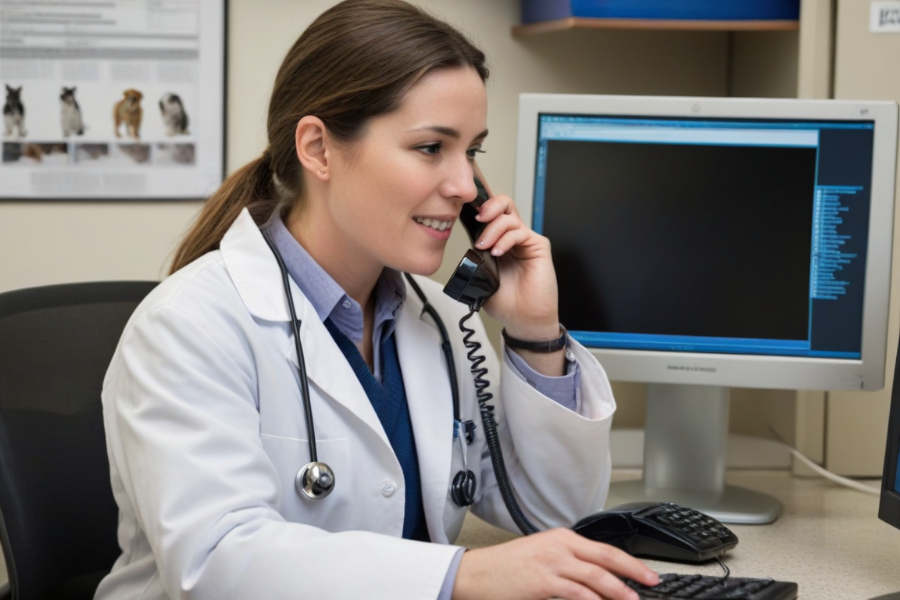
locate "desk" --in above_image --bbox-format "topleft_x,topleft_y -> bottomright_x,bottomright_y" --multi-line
456,470 -> 900,600
0,470 -> 895,597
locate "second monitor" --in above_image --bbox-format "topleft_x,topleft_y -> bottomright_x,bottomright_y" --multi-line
514,94 -> 898,523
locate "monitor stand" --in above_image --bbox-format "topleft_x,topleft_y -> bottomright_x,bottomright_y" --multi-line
606,383 -> 782,525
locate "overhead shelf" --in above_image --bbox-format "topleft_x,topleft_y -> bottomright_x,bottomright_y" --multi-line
512,17 -> 799,36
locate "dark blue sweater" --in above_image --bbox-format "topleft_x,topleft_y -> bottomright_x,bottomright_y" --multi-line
324,319 -> 429,541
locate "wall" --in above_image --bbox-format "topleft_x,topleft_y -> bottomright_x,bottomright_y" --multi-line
0,0 -> 732,428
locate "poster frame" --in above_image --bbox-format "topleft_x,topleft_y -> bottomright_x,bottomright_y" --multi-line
0,0 -> 228,203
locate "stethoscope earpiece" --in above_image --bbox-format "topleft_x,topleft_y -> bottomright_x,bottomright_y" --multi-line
296,461 -> 336,500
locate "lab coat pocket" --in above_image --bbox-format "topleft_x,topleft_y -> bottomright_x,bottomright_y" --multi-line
259,434 -> 357,529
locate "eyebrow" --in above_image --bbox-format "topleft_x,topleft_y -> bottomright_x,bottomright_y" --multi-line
410,126 -> 489,141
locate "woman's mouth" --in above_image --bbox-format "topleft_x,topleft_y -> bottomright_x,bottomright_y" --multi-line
413,216 -> 454,240
413,216 -> 453,231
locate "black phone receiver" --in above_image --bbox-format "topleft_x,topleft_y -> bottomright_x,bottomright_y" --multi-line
443,177 -> 500,311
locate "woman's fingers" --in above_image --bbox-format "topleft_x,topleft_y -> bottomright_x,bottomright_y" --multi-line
573,538 -> 660,588
452,530 -> 656,600
476,213 -> 528,254
474,193 -> 518,222
474,211 -> 545,257
562,561 -> 640,600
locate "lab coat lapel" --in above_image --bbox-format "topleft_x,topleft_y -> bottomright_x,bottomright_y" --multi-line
220,209 -> 388,447
395,283 -> 454,543
294,314 -> 390,448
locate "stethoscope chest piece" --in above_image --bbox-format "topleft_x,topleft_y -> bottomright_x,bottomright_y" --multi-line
450,419 -> 477,507
451,469 -> 476,507
296,461 -> 336,500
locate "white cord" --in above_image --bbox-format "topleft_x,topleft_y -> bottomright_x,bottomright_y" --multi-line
781,442 -> 880,495
763,426 -> 880,495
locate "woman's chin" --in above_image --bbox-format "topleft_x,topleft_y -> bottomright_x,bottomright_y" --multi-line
395,253 -> 444,277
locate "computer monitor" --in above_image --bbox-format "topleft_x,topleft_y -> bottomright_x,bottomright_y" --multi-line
514,94 -> 898,524
879,333 -> 900,534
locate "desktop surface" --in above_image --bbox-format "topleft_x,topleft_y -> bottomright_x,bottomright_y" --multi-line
457,470 -> 900,600
1,470 -> 891,597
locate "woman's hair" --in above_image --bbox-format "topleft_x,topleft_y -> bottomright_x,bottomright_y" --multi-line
169,0 -> 489,273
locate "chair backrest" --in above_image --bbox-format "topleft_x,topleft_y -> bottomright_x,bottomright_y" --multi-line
0,281 -> 157,600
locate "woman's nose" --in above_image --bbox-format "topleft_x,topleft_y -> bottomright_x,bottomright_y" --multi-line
442,162 -> 478,203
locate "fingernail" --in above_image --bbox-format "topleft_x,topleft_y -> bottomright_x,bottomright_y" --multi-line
491,248 -> 501,256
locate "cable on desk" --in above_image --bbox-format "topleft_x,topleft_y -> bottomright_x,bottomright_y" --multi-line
767,427 -> 880,496
716,556 -> 730,581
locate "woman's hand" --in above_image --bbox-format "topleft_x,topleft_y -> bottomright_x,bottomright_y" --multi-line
452,528 -> 659,600
470,189 -> 560,343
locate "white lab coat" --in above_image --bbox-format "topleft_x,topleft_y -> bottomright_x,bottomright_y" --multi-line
95,208 -> 617,600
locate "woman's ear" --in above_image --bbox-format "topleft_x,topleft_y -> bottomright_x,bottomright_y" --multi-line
295,116 -> 330,181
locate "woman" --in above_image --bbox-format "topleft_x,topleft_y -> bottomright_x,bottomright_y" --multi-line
96,1 -> 659,599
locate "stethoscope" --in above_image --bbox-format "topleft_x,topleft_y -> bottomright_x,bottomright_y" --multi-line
263,231 -> 478,507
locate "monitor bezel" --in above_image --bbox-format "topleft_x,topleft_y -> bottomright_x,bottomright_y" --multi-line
880,341 -> 900,528
514,94 -> 898,391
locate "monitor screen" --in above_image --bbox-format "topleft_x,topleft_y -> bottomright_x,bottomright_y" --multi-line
533,115 -> 873,360
514,95 -> 897,391
895,450 -> 900,495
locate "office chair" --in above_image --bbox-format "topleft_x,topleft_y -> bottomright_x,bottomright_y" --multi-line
0,281 -> 157,600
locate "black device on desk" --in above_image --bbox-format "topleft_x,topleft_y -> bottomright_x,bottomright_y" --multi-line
573,502 -> 738,563
574,503 -> 797,599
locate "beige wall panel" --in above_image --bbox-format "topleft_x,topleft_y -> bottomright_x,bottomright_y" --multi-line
0,202 -> 202,293
609,381 -> 647,428
826,0 -> 900,476
797,0 -> 835,99
730,31 -> 799,98
730,387 -> 798,442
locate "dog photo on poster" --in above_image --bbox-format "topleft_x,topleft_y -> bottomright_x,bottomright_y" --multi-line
0,0 -> 225,200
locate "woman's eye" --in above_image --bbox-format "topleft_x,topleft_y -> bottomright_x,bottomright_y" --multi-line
467,147 -> 486,160
417,143 -> 441,156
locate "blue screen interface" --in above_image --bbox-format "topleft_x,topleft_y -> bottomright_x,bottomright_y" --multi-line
533,115 -> 875,358
895,450 -> 900,494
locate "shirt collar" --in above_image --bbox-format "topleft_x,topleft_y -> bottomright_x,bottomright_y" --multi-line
263,217 -> 406,344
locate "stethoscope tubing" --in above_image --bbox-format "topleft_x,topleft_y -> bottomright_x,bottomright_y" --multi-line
263,229 -> 474,506
262,231 -> 319,463
402,273 -> 461,423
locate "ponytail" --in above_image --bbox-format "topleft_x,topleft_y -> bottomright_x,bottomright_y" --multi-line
169,151 -> 281,274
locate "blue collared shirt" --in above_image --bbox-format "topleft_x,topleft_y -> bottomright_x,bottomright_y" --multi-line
263,216 -> 580,599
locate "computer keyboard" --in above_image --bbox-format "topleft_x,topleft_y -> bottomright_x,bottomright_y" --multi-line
624,573 -> 798,600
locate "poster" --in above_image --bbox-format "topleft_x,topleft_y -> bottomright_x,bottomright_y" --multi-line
0,0 -> 225,200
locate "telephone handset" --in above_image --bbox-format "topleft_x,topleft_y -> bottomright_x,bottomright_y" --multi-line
442,177 -> 500,311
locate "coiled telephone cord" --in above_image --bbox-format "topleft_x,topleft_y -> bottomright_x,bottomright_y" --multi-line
460,310 -> 539,536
